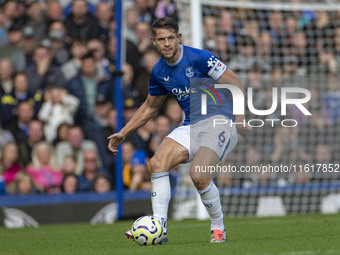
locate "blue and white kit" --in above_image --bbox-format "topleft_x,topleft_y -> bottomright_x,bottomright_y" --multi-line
149,45 -> 238,161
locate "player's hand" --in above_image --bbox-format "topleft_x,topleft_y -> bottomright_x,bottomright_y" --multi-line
107,132 -> 125,155
236,124 -> 252,138
234,115 -> 251,138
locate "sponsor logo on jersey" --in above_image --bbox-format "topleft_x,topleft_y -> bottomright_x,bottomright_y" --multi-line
185,66 -> 194,78
164,76 -> 170,82
172,87 -> 196,100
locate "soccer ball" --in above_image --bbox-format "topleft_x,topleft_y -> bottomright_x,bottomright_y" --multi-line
131,216 -> 163,246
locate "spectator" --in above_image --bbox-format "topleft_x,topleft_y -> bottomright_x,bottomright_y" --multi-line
334,27 -> 340,66
92,173 -> 111,193
0,142 -> 22,188
285,15 -> 298,38
123,89 -> 141,124
17,119 -> 45,167
0,126 -> 15,151
303,11 -> 334,69
164,97 -> 183,129
62,155 -> 78,174
134,48 -> 160,101
134,22 -> 153,54
102,108 -> 117,139
22,25 -> 37,66
150,115 -> 171,153
152,0 -> 178,23
61,40 -> 88,82
134,0 -> 153,23
1,72 -> 42,128
12,0 -> 28,28
123,149 -> 151,191
87,39 -> 111,79
214,34 -> 230,63
0,59 -> 14,96
25,0 -> 47,41
2,0 -> 17,30
228,36 -> 257,79
0,24 -> 26,72
52,122 -> 70,147
268,11 -> 285,44
8,100 -> 34,143
203,16 -> 217,52
48,21 -> 69,66
25,44 -> 65,93
107,36 -> 142,76
256,31 -> 273,70
26,141 -> 62,193
125,6 -> 139,44
312,143 -> 334,181
242,147 -> 268,187
14,171 -> 38,195
322,75 -> 340,126
0,9 -> 9,48
269,127 -> 309,165
130,118 -> 154,159
0,59 -> 14,126
313,46 -> 338,76
55,125 -> 101,173
292,32 -> 309,75
93,99 -> 112,135
95,1 -> 113,43
61,172 -> 78,194
243,18 -> 260,43
121,59 -> 134,84
78,149 -> 108,192
100,107 -> 117,178
66,53 -> 114,126
66,53 -> 114,166
219,10 -> 237,51
64,0 -> 100,42
38,86 -> 79,143
45,0 -> 64,26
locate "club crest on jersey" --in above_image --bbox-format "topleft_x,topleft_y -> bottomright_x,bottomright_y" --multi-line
185,66 -> 194,78
164,76 -> 170,82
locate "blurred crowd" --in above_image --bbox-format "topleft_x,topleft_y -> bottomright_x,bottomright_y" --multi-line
0,0 -> 339,196
0,0 -> 181,195
200,5 -> 340,187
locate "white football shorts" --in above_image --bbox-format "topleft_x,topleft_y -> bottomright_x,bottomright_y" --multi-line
166,115 -> 238,162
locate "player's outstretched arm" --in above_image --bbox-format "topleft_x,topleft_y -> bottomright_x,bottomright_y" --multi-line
218,68 -> 251,138
107,94 -> 167,154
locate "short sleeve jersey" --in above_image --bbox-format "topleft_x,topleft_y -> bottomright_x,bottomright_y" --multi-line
149,45 -> 234,125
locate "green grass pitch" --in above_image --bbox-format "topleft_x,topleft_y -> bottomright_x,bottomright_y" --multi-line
0,213 -> 339,255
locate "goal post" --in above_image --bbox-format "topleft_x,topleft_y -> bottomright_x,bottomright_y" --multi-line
172,0 -> 340,219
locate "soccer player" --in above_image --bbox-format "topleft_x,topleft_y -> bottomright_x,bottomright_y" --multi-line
108,17 -> 250,243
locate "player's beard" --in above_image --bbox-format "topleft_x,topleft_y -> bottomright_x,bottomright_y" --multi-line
161,43 -> 179,61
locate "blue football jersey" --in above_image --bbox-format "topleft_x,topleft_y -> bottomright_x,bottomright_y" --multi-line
149,45 -> 235,125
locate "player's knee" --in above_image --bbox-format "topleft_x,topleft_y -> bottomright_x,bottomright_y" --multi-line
190,173 -> 211,190
150,154 -> 163,173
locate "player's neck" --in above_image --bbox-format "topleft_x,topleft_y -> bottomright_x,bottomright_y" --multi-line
166,44 -> 182,65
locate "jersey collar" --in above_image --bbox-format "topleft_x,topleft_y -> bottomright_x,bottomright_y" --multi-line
166,45 -> 183,66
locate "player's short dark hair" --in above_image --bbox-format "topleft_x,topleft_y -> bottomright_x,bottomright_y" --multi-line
152,17 -> 179,36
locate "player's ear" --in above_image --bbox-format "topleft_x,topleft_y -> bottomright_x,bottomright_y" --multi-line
178,33 -> 182,40
151,36 -> 156,46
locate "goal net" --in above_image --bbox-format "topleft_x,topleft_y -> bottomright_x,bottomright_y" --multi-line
172,0 -> 340,219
